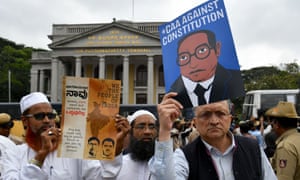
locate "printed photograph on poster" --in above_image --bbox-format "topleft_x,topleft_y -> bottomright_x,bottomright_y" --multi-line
57,76 -> 121,160
160,0 -> 245,110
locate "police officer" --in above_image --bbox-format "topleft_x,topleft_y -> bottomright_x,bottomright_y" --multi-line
265,101 -> 300,180
0,113 -> 14,137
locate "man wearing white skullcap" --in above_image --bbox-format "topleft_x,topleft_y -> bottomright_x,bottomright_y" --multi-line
127,109 -> 157,125
109,109 -> 158,179
20,92 -> 51,114
2,92 -> 130,179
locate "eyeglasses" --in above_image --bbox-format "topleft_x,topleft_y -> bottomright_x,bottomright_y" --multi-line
25,112 -> 57,121
196,110 -> 230,120
177,43 -> 213,66
134,123 -> 157,131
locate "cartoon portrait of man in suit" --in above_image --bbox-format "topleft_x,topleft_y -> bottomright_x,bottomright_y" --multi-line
169,30 -> 244,108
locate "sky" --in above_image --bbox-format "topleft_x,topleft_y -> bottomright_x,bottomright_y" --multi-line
0,0 -> 299,70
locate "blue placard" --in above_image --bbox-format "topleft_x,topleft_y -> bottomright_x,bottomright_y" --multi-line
160,0 -> 245,108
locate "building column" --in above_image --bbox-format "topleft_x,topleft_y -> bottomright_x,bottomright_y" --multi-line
98,56 -> 105,78
75,56 -> 81,77
57,60 -> 64,101
30,69 -> 38,92
122,56 -> 129,104
39,69 -> 44,92
51,57 -> 58,102
147,55 -> 154,104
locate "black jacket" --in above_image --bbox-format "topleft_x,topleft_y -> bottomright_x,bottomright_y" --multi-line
169,64 -> 245,108
182,136 -> 262,180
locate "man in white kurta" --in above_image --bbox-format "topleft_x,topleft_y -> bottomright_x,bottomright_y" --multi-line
0,135 -> 16,178
2,142 -> 122,180
1,92 -> 129,180
109,110 -> 157,180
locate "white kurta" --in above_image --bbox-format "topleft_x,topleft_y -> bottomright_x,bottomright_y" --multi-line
2,143 -> 121,180
0,135 -> 16,179
114,153 -> 152,180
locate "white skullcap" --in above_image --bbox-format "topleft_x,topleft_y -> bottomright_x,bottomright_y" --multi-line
127,110 -> 157,125
20,92 -> 50,114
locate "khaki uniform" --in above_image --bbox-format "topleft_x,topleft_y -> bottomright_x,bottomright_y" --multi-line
272,129 -> 300,180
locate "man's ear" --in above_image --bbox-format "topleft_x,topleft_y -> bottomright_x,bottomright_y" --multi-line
191,118 -> 197,128
215,42 -> 221,57
229,114 -> 233,122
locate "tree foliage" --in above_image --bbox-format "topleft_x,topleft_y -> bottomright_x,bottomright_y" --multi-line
242,65 -> 300,91
0,38 -> 32,102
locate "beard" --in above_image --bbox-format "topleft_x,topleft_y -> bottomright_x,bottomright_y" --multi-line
25,123 -> 57,152
128,135 -> 155,162
25,126 -> 41,151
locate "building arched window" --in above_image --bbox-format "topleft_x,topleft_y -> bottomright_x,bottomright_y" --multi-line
158,65 -> 165,86
136,65 -> 147,86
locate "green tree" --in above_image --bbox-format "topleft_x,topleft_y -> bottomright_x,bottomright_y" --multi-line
0,45 -> 31,102
242,65 -> 300,91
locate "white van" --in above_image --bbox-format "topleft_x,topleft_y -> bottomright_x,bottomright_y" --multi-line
242,89 -> 300,120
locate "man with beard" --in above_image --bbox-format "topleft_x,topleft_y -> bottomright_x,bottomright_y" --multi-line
112,109 -> 158,179
2,92 -> 130,179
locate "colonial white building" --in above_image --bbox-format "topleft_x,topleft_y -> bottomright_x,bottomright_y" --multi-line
30,19 -> 166,104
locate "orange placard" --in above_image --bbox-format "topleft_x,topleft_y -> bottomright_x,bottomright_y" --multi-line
58,76 -> 121,160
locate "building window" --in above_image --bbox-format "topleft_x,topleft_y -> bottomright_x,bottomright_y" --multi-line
115,65 -> 123,84
136,93 -> 147,104
94,65 -> 99,78
135,65 -> 147,86
159,65 -> 165,86
158,93 -> 165,103
65,62 -> 74,76
44,70 -> 51,94
81,67 -> 84,77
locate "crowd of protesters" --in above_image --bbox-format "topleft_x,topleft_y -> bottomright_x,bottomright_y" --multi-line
0,91 -> 300,179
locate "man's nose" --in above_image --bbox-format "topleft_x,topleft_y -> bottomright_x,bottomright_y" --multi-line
209,113 -> 220,124
143,127 -> 152,134
189,55 -> 199,68
42,116 -> 51,123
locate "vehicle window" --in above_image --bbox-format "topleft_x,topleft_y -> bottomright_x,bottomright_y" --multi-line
261,94 -> 286,110
287,95 -> 296,104
242,94 -> 254,120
